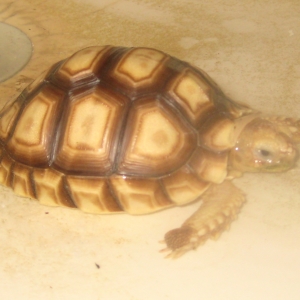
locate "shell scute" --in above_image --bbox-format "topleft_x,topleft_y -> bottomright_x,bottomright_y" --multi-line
109,176 -> 173,214
161,165 -> 210,205
53,85 -> 129,175
0,155 -> 13,187
104,47 -> 172,97
32,168 -> 76,208
53,46 -> 112,89
166,69 -> 215,126
189,147 -> 228,184
117,97 -> 197,177
116,48 -> 166,81
197,110 -> 235,151
6,84 -> 65,167
11,162 -> 35,199
66,176 -> 122,214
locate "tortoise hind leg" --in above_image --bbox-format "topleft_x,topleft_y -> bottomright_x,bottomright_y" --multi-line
162,180 -> 245,258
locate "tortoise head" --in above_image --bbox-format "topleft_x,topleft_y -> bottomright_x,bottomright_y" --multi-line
230,116 -> 299,173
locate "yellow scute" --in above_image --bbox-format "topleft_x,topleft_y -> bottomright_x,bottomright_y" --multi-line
13,98 -> 48,145
67,97 -> 111,152
132,108 -> 180,159
176,74 -> 210,112
118,48 -> 165,81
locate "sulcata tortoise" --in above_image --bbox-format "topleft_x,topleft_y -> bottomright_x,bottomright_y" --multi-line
0,46 -> 299,258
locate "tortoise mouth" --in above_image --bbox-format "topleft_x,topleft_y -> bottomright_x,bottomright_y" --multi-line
250,156 -> 297,172
229,150 -> 298,173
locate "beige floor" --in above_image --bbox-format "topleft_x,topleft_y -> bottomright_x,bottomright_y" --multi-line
0,0 -> 300,299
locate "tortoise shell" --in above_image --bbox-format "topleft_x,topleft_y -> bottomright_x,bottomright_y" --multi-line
0,46 -> 252,215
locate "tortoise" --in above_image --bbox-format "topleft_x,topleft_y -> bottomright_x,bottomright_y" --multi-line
0,46 -> 299,258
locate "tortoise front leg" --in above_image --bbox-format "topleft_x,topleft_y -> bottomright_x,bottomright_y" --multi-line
161,180 -> 245,258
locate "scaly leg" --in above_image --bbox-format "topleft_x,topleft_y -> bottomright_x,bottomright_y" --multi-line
161,180 -> 245,258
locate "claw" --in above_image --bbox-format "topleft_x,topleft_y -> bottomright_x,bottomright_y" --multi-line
158,181 -> 245,258
158,226 -> 203,259
159,247 -> 170,253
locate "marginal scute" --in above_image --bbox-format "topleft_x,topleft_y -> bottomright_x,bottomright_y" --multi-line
33,168 -> 75,208
54,86 -> 129,174
54,46 -> 112,88
198,112 -> 235,151
109,176 -> 173,214
189,147 -> 228,184
66,176 -> 122,214
0,155 -> 13,187
162,166 -> 210,205
167,69 -> 214,125
11,163 -> 35,199
118,98 -> 196,176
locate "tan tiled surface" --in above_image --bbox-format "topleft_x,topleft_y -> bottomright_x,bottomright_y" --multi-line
0,0 -> 300,299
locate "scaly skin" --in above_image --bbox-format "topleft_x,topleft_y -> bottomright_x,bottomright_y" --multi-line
162,180 -> 245,258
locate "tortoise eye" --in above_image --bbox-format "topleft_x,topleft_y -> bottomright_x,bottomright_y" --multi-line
254,147 -> 275,162
258,149 -> 272,157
